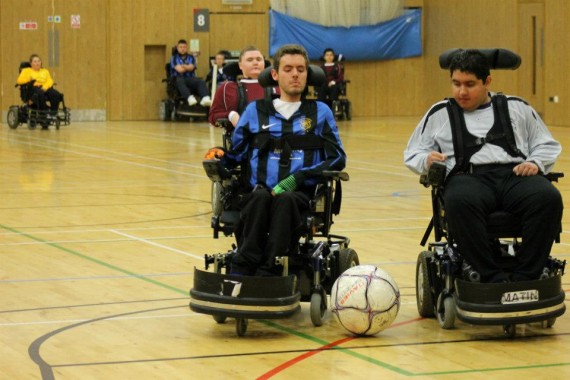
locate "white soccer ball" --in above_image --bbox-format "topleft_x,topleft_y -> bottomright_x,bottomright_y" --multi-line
331,265 -> 400,336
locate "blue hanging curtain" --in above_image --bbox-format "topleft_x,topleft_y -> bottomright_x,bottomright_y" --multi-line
269,8 -> 422,61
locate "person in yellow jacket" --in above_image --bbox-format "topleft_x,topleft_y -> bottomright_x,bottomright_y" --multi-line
16,54 -> 63,118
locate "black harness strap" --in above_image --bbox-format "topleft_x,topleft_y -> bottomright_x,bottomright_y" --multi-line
447,94 -> 526,177
493,94 -> 527,159
446,99 -> 467,177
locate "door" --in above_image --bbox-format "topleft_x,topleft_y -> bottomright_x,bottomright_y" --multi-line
518,2 -> 544,115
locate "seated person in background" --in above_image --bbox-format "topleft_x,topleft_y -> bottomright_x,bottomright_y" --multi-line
208,46 -> 277,128
404,49 -> 563,283
170,39 -> 212,107
316,48 -> 344,109
212,44 -> 346,276
205,50 -> 230,90
16,54 -> 63,117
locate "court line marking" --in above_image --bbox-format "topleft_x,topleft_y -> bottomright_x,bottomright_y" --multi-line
0,134 -> 204,177
0,224 -> 187,296
4,222 -> 568,378
108,229 -> 204,260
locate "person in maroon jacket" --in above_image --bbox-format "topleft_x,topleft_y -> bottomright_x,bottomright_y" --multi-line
316,48 -> 344,109
208,46 -> 276,128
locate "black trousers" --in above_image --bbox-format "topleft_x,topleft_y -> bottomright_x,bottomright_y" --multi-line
231,188 -> 310,276
32,87 -> 62,113
317,83 -> 340,105
175,76 -> 209,99
444,164 -> 563,282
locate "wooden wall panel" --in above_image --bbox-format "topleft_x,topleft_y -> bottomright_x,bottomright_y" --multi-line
2,0 -> 569,125
544,0 -> 570,127
419,0 -> 519,113
0,0 -> 106,119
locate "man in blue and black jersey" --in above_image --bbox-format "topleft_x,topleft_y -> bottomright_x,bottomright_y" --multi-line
223,44 -> 346,276
170,39 -> 212,107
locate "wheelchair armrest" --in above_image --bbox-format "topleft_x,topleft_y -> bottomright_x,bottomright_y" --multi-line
546,172 -> 564,182
420,161 -> 446,188
215,118 -> 234,133
322,171 -> 349,181
203,159 -> 231,182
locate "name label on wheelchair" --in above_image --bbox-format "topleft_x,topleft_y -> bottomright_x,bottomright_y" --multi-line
500,289 -> 539,304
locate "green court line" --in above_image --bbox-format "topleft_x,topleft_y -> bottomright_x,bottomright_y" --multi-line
4,223 -> 569,377
0,224 -> 186,296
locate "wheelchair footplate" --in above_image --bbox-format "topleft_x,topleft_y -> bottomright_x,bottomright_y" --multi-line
189,268 -> 301,320
454,275 -> 566,326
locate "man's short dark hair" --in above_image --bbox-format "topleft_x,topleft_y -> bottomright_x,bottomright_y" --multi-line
449,49 -> 491,82
239,46 -> 262,61
272,44 -> 309,72
177,39 -> 187,45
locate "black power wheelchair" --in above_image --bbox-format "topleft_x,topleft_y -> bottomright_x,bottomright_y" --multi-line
159,47 -> 209,122
415,49 -> 566,337
314,53 -> 351,121
7,62 -> 70,130
190,65 -> 359,336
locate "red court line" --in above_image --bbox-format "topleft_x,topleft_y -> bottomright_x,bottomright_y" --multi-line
257,317 -> 423,380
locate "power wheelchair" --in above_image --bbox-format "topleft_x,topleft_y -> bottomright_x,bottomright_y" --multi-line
159,47 -> 209,122
190,65 -> 358,336
415,49 -> 566,337
7,61 -> 70,130
314,53 -> 351,121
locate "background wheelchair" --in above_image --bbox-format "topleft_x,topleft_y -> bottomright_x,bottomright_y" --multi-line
159,47 -> 209,122
7,62 -> 70,130
415,49 -> 566,337
314,53 -> 351,121
190,65 -> 359,336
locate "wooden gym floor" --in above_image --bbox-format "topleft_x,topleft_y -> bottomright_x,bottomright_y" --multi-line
1,117 -> 569,379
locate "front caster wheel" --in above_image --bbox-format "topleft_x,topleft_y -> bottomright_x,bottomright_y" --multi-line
236,318 -> 248,336
310,291 -> 326,327
436,293 -> 456,329
503,324 -> 516,338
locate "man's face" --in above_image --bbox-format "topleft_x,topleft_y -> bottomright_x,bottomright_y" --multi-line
272,54 -> 307,100
239,50 -> 264,79
451,70 -> 491,111
214,54 -> 225,66
177,43 -> 188,55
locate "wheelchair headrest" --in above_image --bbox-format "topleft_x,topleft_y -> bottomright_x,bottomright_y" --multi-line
258,64 -> 326,88
19,61 -> 31,72
222,60 -> 272,79
439,48 -> 521,70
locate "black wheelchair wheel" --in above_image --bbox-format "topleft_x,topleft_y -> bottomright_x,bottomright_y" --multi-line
310,291 -> 326,327
344,102 -> 352,121
503,324 -> 516,338
436,293 -> 456,329
338,248 -> 359,274
416,251 -> 436,317
7,106 -> 19,129
27,118 -> 37,130
212,314 -> 227,324
541,318 -> 556,328
55,117 -> 61,130
236,318 -> 248,336
159,100 -> 171,121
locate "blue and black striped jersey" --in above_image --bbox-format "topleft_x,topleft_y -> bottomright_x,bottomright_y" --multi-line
228,99 -> 346,190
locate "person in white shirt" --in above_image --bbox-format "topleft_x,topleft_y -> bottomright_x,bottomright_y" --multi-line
404,49 -> 562,283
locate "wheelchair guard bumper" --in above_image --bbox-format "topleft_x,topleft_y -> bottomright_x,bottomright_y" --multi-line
454,275 -> 566,325
189,268 -> 301,320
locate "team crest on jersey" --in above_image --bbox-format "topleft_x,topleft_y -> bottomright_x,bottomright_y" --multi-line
301,117 -> 313,132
